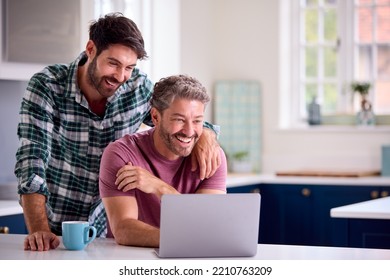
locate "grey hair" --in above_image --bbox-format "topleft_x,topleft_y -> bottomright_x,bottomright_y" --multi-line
150,75 -> 210,112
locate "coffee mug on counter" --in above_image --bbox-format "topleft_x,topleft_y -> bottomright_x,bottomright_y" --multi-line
62,221 -> 97,250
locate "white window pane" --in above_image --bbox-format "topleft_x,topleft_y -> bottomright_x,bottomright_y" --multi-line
357,7 -> 373,43
324,47 -> 337,77
305,84 -> 318,103
305,10 -> 318,43
378,45 -> 390,79
305,47 -> 318,77
324,8 -> 337,41
374,81 -> 390,114
377,6 -> 390,42
358,46 -> 373,79
323,83 -> 338,113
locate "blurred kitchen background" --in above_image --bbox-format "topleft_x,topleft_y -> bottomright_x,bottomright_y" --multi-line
0,0 -> 390,191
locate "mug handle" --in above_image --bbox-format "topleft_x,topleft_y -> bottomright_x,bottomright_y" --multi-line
84,226 -> 97,245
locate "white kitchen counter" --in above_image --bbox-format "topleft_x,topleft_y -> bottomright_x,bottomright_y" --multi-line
226,173 -> 390,187
0,200 -> 22,216
330,196 -> 390,220
1,234 -> 390,260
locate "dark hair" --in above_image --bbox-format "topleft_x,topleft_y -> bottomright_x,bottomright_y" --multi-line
151,75 -> 210,112
89,12 -> 148,59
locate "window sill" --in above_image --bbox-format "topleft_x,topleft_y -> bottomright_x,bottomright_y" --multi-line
279,124 -> 390,133
280,114 -> 390,133
320,114 -> 390,126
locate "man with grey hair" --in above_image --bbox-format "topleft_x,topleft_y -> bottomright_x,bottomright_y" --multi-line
99,75 -> 227,247
15,13 -> 221,251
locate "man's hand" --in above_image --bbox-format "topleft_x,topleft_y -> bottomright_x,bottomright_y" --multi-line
191,128 -> 221,180
24,231 -> 60,251
21,193 -> 59,251
116,163 -> 179,198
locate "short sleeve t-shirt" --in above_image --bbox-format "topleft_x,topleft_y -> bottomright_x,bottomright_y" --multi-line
99,128 -> 227,237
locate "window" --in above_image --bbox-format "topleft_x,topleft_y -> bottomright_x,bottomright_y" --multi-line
291,0 -> 390,125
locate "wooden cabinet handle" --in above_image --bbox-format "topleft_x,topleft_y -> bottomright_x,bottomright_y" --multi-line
0,227 -> 9,234
301,188 -> 311,197
381,191 -> 389,197
370,190 -> 379,199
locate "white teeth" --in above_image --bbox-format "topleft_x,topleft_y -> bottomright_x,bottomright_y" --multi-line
176,136 -> 191,143
106,79 -> 115,86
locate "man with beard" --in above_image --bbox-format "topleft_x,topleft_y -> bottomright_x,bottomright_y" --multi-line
99,75 -> 227,247
15,13 -> 221,251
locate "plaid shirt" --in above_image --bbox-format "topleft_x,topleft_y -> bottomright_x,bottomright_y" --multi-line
15,52 -> 154,236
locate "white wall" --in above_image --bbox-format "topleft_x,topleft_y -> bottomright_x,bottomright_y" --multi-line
0,80 -> 26,182
179,0 -> 390,173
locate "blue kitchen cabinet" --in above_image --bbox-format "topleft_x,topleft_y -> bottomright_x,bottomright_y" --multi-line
271,184 -> 315,245
229,184 -> 320,245
314,185 -> 383,247
0,214 -> 27,234
346,218 -> 390,249
228,183 -> 390,248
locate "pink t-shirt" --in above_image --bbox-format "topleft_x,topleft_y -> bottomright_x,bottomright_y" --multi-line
99,128 -> 227,237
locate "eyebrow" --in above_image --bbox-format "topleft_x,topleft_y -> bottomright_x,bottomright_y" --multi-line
171,113 -> 204,119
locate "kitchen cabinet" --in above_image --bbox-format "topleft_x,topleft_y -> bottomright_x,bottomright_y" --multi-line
315,185 -> 389,247
0,0 -> 93,81
346,219 -> 390,249
0,214 -> 27,234
330,196 -> 390,249
228,183 -> 390,248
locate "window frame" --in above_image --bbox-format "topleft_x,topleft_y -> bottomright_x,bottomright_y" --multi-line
289,0 -> 390,127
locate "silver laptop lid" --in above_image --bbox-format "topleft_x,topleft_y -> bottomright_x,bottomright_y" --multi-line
157,193 -> 261,258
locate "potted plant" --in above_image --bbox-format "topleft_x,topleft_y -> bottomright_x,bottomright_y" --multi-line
350,81 -> 371,97
350,81 -> 375,125
229,151 -> 252,173
351,81 -> 372,108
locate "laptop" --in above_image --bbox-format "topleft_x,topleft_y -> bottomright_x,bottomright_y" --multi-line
155,193 -> 261,258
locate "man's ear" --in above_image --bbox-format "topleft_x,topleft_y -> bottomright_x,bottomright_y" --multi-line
85,40 -> 96,58
151,108 -> 161,126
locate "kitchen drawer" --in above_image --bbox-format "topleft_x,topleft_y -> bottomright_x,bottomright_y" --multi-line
0,214 -> 27,234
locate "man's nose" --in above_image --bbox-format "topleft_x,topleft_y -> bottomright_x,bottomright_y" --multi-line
114,67 -> 128,83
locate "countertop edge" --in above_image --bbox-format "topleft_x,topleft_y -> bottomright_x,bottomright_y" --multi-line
226,173 -> 390,187
330,196 -> 390,220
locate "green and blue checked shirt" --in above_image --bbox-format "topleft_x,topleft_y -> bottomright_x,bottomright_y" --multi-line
15,52 -> 154,236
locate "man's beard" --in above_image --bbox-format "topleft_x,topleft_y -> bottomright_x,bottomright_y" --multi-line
87,57 -> 122,97
158,124 -> 199,158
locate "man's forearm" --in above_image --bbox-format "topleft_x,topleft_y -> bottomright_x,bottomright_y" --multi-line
21,193 -> 51,233
114,218 -> 160,248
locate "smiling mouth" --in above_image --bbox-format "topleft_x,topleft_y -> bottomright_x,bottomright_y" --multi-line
105,78 -> 119,88
175,135 -> 193,144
